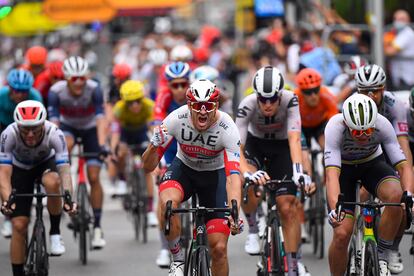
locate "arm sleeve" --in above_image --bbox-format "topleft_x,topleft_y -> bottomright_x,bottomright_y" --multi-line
49,128 -> 70,166
323,116 -> 342,169
47,91 -> 60,121
0,128 -> 15,165
287,95 -> 302,132
93,86 -> 105,117
223,122 -> 241,176
380,117 -> 407,167
235,98 -> 253,145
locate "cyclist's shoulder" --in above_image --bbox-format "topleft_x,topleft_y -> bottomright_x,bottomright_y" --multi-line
86,79 -> 99,90
49,80 -> 67,93
0,86 -> 9,98
1,122 -> 18,138
142,97 -> 155,108
238,93 -> 256,107
28,88 -> 42,100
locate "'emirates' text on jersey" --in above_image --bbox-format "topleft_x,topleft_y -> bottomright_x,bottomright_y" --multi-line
157,105 -> 240,174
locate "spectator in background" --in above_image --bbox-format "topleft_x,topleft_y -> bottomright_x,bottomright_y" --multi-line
384,9 -> 414,90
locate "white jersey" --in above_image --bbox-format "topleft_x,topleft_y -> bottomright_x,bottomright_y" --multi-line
379,91 -> 408,136
158,105 -> 241,173
235,91 -> 301,144
0,121 -> 70,170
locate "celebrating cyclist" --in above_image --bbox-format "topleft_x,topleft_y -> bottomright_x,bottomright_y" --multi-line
0,101 -> 76,276
235,66 -> 311,275
110,80 -> 158,225
142,79 -> 242,276
48,56 -> 107,249
325,94 -> 413,276
355,64 -> 412,273
294,68 -> 338,149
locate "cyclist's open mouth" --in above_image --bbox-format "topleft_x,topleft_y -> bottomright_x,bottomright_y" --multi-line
198,115 -> 208,124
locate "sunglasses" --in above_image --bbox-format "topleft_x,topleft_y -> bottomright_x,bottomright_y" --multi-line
19,125 -> 43,136
350,127 -> 375,138
357,86 -> 384,95
258,95 -> 279,104
170,82 -> 189,89
190,101 -> 217,113
12,88 -> 29,94
70,76 -> 87,82
126,99 -> 142,106
302,87 -> 320,96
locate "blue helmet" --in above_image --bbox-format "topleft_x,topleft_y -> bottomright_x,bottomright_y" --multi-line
165,62 -> 190,81
7,69 -> 34,91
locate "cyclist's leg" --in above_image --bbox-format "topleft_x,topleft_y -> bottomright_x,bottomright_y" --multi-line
10,166 -> 35,276
159,157 -> 192,264
328,164 -> 357,276
83,127 -> 104,229
41,161 -> 62,236
197,167 -> 230,276
362,160 -> 403,262
60,124 -> 75,154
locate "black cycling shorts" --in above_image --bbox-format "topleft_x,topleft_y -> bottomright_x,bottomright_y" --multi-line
337,155 -> 399,214
159,157 -> 227,222
302,120 -> 327,147
244,133 -> 296,196
60,124 -> 101,165
11,158 -> 57,218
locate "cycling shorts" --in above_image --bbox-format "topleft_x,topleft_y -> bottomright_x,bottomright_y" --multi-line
244,133 -> 296,196
11,158 -> 57,218
335,155 -> 399,214
302,120 -> 327,147
60,124 -> 101,165
159,157 -> 227,222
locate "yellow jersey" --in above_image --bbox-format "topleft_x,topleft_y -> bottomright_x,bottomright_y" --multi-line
113,98 -> 154,130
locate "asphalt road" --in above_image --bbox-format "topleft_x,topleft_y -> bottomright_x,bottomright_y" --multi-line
0,172 -> 413,276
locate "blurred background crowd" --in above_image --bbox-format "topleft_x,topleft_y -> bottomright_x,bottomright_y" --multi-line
0,0 -> 414,114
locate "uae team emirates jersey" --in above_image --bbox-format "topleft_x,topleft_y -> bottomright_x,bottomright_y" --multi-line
157,105 -> 240,175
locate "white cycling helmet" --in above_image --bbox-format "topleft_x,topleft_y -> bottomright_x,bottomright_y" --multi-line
252,66 -> 284,98
148,48 -> 168,66
190,65 -> 219,83
186,79 -> 219,102
63,56 -> 89,78
343,94 -> 378,130
14,100 -> 47,127
355,64 -> 386,89
170,45 -> 193,62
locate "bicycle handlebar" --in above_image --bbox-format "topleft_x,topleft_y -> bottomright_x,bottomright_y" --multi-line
164,199 -> 238,236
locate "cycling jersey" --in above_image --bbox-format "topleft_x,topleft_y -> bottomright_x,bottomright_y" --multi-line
112,98 -> 154,130
378,91 -> 408,137
0,87 -> 42,127
236,91 -> 301,143
157,105 -> 240,174
48,80 -> 104,129
0,120 -> 69,170
153,87 -> 183,125
33,70 -> 52,102
324,114 -> 406,168
294,86 -> 338,128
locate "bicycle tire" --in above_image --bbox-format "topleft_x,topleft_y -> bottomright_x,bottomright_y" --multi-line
137,168 -> 148,243
363,239 -> 380,276
315,184 -> 325,259
197,248 -> 211,276
78,184 -> 89,265
345,239 -> 357,276
35,220 -> 49,276
270,218 -> 285,276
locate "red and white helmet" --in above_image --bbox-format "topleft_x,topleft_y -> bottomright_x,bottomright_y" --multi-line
14,100 -> 47,127
186,79 -> 219,102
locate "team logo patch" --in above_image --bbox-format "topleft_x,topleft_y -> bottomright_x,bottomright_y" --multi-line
398,122 -> 408,132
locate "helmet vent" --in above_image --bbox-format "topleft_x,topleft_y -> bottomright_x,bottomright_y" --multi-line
348,102 -> 356,125
358,103 -> 364,126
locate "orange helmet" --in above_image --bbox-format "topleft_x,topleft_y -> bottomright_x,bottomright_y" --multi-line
112,63 -> 132,80
25,46 -> 48,66
295,68 -> 322,90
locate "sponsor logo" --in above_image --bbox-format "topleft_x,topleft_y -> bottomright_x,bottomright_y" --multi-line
181,129 -> 218,147
219,121 -> 228,130
237,106 -> 251,118
162,171 -> 173,181
398,122 -> 408,132
178,113 -> 188,119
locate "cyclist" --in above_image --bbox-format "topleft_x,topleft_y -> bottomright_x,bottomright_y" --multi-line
355,64 -> 412,273
34,61 -> 65,105
22,46 -> 48,81
235,66 -> 311,276
110,80 -> 158,225
153,61 -> 191,267
48,56 -> 107,249
142,79 -> 242,276
294,68 -> 338,149
325,94 -> 413,276
0,69 -> 42,238
0,100 -> 77,276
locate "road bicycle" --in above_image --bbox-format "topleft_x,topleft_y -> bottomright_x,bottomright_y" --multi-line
165,198 -> 238,276
244,177 -> 303,276
6,180 -> 73,276
335,189 -> 412,276
306,148 -> 325,259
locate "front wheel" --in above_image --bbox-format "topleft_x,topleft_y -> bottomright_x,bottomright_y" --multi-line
196,248 -> 211,276
78,184 -> 90,265
363,239 -> 380,276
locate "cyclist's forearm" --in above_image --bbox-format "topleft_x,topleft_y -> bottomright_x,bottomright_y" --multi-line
288,131 -> 302,165
96,116 -> 107,146
111,132 -> 120,152
0,166 -> 12,202
227,174 -> 242,210
325,167 -> 340,210
302,149 -> 312,176
142,144 -> 160,172
57,164 -> 73,196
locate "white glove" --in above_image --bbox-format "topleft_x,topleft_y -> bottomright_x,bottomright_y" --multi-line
328,209 -> 339,226
150,125 -> 169,147
244,170 -> 266,182
292,163 -> 310,187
